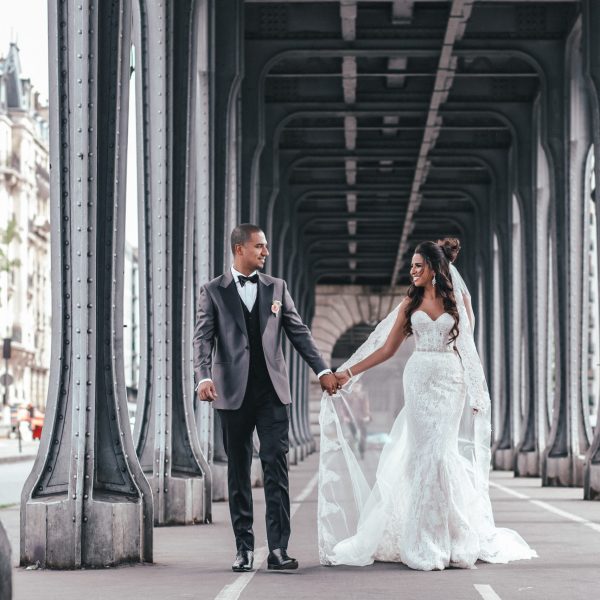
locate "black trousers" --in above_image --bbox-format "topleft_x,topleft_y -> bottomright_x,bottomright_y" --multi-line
218,387 -> 290,553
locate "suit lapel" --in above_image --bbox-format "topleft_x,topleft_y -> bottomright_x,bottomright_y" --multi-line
258,274 -> 274,336
219,272 -> 248,338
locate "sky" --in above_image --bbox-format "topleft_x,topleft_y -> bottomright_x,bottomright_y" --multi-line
1,2 -> 139,248
0,1 -> 49,102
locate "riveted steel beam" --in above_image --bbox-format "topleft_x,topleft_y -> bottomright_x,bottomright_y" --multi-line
390,0 -> 474,285
583,0 -> 600,500
539,33 -> 586,488
213,0 -> 245,264
21,0 -> 153,568
132,0 -> 212,526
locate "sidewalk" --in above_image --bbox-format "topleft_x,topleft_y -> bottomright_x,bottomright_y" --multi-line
0,438 -> 39,465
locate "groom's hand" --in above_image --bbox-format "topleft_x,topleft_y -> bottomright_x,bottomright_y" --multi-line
319,373 -> 338,396
198,380 -> 218,402
334,370 -> 351,387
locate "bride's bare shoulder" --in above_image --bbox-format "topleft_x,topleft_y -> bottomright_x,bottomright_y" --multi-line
394,297 -> 410,325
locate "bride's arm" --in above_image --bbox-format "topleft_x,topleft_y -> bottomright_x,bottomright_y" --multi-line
463,292 -> 475,333
336,299 -> 408,384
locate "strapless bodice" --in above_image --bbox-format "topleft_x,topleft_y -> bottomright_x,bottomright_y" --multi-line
411,311 -> 455,353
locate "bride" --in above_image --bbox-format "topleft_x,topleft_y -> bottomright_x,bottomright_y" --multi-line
317,239 -> 537,571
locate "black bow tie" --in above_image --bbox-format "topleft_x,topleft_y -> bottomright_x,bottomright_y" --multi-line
238,274 -> 259,287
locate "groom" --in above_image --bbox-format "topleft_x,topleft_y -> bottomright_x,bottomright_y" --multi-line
193,223 -> 338,572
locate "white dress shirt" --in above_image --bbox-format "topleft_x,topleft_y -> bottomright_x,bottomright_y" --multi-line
196,266 -> 331,389
231,265 -> 258,311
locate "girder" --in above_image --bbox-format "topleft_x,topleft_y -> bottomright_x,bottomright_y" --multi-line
241,0 -> 597,495
21,0 -> 153,568
132,0 -> 212,527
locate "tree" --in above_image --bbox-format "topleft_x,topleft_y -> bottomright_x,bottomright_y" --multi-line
0,217 -> 21,307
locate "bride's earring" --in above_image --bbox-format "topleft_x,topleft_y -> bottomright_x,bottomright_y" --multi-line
432,275 -> 436,287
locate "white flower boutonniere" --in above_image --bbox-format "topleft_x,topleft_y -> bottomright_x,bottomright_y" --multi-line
271,300 -> 282,316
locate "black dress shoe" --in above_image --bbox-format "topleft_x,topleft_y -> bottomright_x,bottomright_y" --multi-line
267,548 -> 299,570
232,550 -> 254,572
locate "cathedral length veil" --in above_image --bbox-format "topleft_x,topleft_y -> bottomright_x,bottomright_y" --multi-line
317,264 -> 536,567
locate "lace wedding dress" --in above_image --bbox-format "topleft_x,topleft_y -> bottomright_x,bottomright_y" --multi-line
318,265 -> 537,571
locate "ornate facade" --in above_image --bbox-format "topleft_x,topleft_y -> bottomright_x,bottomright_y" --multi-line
0,43 -> 50,412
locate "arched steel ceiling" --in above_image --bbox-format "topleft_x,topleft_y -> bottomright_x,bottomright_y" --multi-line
242,0 -> 579,285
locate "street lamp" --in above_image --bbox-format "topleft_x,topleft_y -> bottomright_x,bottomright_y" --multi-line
2,338 -> 11,406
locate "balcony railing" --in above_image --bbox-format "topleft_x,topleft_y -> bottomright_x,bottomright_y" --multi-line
35,162 -> 49,183
9,153 -> 20,171
0,153 -> 21,173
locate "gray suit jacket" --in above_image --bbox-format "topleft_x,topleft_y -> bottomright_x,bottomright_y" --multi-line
193,270 -> 328,410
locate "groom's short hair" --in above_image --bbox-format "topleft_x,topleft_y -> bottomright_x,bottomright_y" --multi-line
231,223 -> 263,254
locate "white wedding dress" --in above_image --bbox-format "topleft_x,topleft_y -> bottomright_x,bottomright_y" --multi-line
318,266 -> 537,571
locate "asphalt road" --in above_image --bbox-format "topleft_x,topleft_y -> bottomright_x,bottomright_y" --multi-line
0,460 -> 33,506
1,454 -> 599,600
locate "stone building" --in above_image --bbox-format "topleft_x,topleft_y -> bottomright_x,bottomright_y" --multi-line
0,43 -> 50,412
124,241 -> 140,401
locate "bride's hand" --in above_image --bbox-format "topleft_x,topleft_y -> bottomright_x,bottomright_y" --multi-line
335,370 -> 351,387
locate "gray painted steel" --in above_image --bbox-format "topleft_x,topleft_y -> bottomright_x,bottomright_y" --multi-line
583,0 -> 600,499
130,0 -> 211,526
20,0 -> 153,568
0,520 -> 11,599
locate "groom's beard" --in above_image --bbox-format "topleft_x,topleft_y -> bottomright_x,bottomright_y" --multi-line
256,258 -> 267,270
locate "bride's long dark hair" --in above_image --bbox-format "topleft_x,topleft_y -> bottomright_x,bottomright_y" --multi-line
403,240 -> 460,344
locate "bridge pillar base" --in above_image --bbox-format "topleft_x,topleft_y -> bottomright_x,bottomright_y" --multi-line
21,497 -> 147,569
515,450 -> 541,477
289,446 -> 299,466
0,520 -> 11,599
542,455 -> 584,487
492,448 -> 514,471
147,476 -> 208,526
584,462 -> 600,500
211,463 -> 228,502
210,459 -> 264,503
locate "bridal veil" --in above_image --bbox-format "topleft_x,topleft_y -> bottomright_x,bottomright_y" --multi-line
317,263 -> 536,567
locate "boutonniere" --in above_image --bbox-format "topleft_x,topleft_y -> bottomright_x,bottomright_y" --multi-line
271,300 -> 282,316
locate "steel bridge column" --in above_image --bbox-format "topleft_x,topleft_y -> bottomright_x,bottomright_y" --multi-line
564,19 -> 594,486
541,38 -> 586,487
488,156 -> 514,470
300,283 -> 317,452
277,221 -> 300,463
132,0 -> 211,526
531,96 -> 554,477
583,0 -> 600,499
190,0 -> 216,498
512,105 -> 542,477
203,0 -> 246,499
213,0 -> 244,269
21,0 -> 153,567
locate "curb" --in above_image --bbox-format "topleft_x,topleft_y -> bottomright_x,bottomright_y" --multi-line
0,454 -> 37,466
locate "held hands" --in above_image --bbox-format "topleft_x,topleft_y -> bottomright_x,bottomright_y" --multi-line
334,370 -> 351,387
319,373 -> 339,396
198,380 -> 218,402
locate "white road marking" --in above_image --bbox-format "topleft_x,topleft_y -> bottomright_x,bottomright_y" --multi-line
490,481 -> 600,534
214,469 -> 320,600
291,471 -> 319,515
214,548 -> 269,600
474,584 -> 503,600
